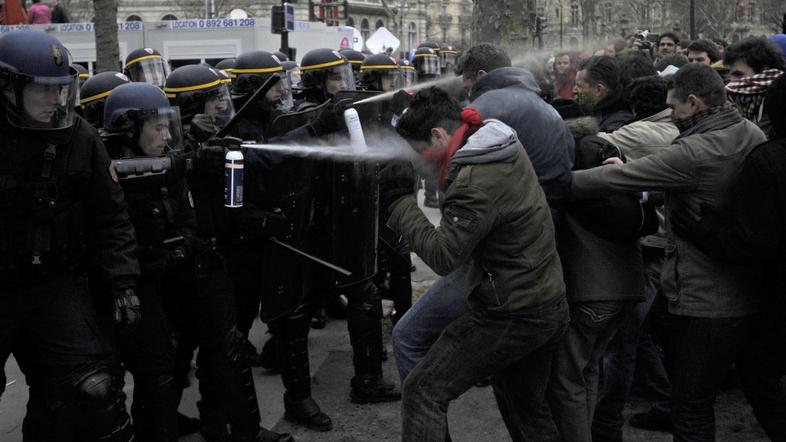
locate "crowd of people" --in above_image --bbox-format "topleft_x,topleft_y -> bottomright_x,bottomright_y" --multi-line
0,22 -> 785,442
0,0 -> 69,25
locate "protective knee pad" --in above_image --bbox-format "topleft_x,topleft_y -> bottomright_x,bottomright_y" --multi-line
276,307 -> 312,398
74,369 -> 134,442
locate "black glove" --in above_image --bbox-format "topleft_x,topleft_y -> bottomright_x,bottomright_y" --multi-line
378,161 -> 416,218
391,89 -> 413,116
112,286 -> 141,334
308,99 -> 354,137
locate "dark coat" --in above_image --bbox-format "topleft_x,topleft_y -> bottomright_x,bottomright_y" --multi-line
469,67 -> 575,201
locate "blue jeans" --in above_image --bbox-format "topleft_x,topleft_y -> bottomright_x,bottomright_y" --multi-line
400,300 -> 570,442
592,250 -> 672,440
536,301 -> 635,442
392,262 -> 478,384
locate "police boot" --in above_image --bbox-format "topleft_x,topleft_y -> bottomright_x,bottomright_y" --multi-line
346,282 -> 401,404
350,373 -> 401,404
284,392 -> 333,431
278,307 -> 333,431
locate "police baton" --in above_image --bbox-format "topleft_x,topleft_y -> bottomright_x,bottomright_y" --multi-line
268,237 -> 352,277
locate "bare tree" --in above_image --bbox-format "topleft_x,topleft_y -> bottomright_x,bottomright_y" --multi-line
94,0 -> 119,72
472,0 -> 535,47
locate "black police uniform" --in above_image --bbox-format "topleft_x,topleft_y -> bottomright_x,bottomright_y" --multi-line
0,113 -> 138,442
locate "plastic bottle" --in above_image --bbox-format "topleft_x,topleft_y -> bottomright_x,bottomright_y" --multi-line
343,108 -> 367,154
224,150 -> 244,208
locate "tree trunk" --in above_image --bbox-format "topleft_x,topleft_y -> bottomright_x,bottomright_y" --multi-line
93,0 -> 119,73
471,0 -> 534,49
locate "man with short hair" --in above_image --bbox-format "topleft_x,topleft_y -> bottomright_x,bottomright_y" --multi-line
723,37 -> 785,134
687,39 -> 721,65
573,56 -> 633,132
380,86 -> 569,442
391,43 -> 575,388
657,32 -> 680,59
571,63 -> 767,442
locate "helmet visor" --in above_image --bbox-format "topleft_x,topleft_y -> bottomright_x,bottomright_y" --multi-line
287,67 -> 302,90
324,63 -> 356,94
198,83 -> 235,130
402,68 -> 417,88
416,55 -> 441,76
126,58 -> 169,87
2,69 -> 78,130
135,106 -> 183,156
440,51 -> 458,71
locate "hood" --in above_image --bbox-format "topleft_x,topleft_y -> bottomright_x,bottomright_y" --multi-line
452,119 -> 521,165
469,67 -> 541,102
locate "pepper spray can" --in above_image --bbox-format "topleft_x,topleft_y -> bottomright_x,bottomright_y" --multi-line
224,150 -> 244,208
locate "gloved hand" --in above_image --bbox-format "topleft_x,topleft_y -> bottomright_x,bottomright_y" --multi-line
378,161 -> 416,219
112,285 -> 141,334
308,99 -> 354,137
391,89 -> 413,116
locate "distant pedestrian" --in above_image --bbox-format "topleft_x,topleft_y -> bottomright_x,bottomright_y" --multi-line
51,0 -> 69,23
27,0 -> 51,24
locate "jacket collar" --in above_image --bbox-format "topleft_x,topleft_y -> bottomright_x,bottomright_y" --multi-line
675,104 -> 742,139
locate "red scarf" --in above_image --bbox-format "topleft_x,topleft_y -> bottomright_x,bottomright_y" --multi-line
422,107 -> 483,189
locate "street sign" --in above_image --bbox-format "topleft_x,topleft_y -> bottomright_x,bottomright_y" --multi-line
285,3 -> 295,32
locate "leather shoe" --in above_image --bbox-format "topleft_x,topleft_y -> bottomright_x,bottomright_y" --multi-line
284,393 -> 333,431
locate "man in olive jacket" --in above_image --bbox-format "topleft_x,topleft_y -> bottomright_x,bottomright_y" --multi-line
378,87 -> 568,442
570,63 -> 767,441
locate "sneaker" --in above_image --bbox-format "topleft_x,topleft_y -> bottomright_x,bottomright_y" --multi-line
350,374 -> 401,404
283,393 -> 333,432
629,410 -> 673,433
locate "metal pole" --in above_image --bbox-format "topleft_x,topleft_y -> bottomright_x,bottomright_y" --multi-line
280,0 -> 290,56
559,4 -> 563,49
689,0 -> 696,39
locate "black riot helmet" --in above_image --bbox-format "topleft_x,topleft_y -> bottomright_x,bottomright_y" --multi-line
124,47 -> 169,87
164,64 -> 234,130
215,58 -> 236,75
440,43 -> 458,74
104,82 -> 183,157
359,53 -> 402,92
273,51 -> 289,62
232,50 -> 293,111
300,48 -> 356,102
72,63 -> 89,87
338,48 -> 365,74
397,58 -> 417,87
79,71 -> 130,128
0,30 -> 79,130
413,46 -> 441,80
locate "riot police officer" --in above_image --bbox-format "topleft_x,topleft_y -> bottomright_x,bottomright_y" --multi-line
439,43 -> 459,75
0,29 -> 139,441
80,71 -> 131,129
356,54 -> 414,325
338,47 -> 365,80
297,48 -> 356,108
413,46 -> 442,83
124,47 -> 169,87
163,64 -> 298,442
102,82 -> 187,441
358,53 -> 403,92
397,58 -> 417,88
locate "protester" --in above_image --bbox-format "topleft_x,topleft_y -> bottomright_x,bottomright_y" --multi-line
571,63 -> 766,441
687,39 -> 721,65
383,86 -> 568,442
573,56 -> 632,132
656,32 -> 680,60
553,52 -> 577,99
724,37 -> 785,135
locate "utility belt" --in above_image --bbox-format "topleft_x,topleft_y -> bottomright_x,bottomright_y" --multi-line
0,253 -> 81,289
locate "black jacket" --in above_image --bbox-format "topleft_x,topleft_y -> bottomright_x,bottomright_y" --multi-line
0,115 -> 139,289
